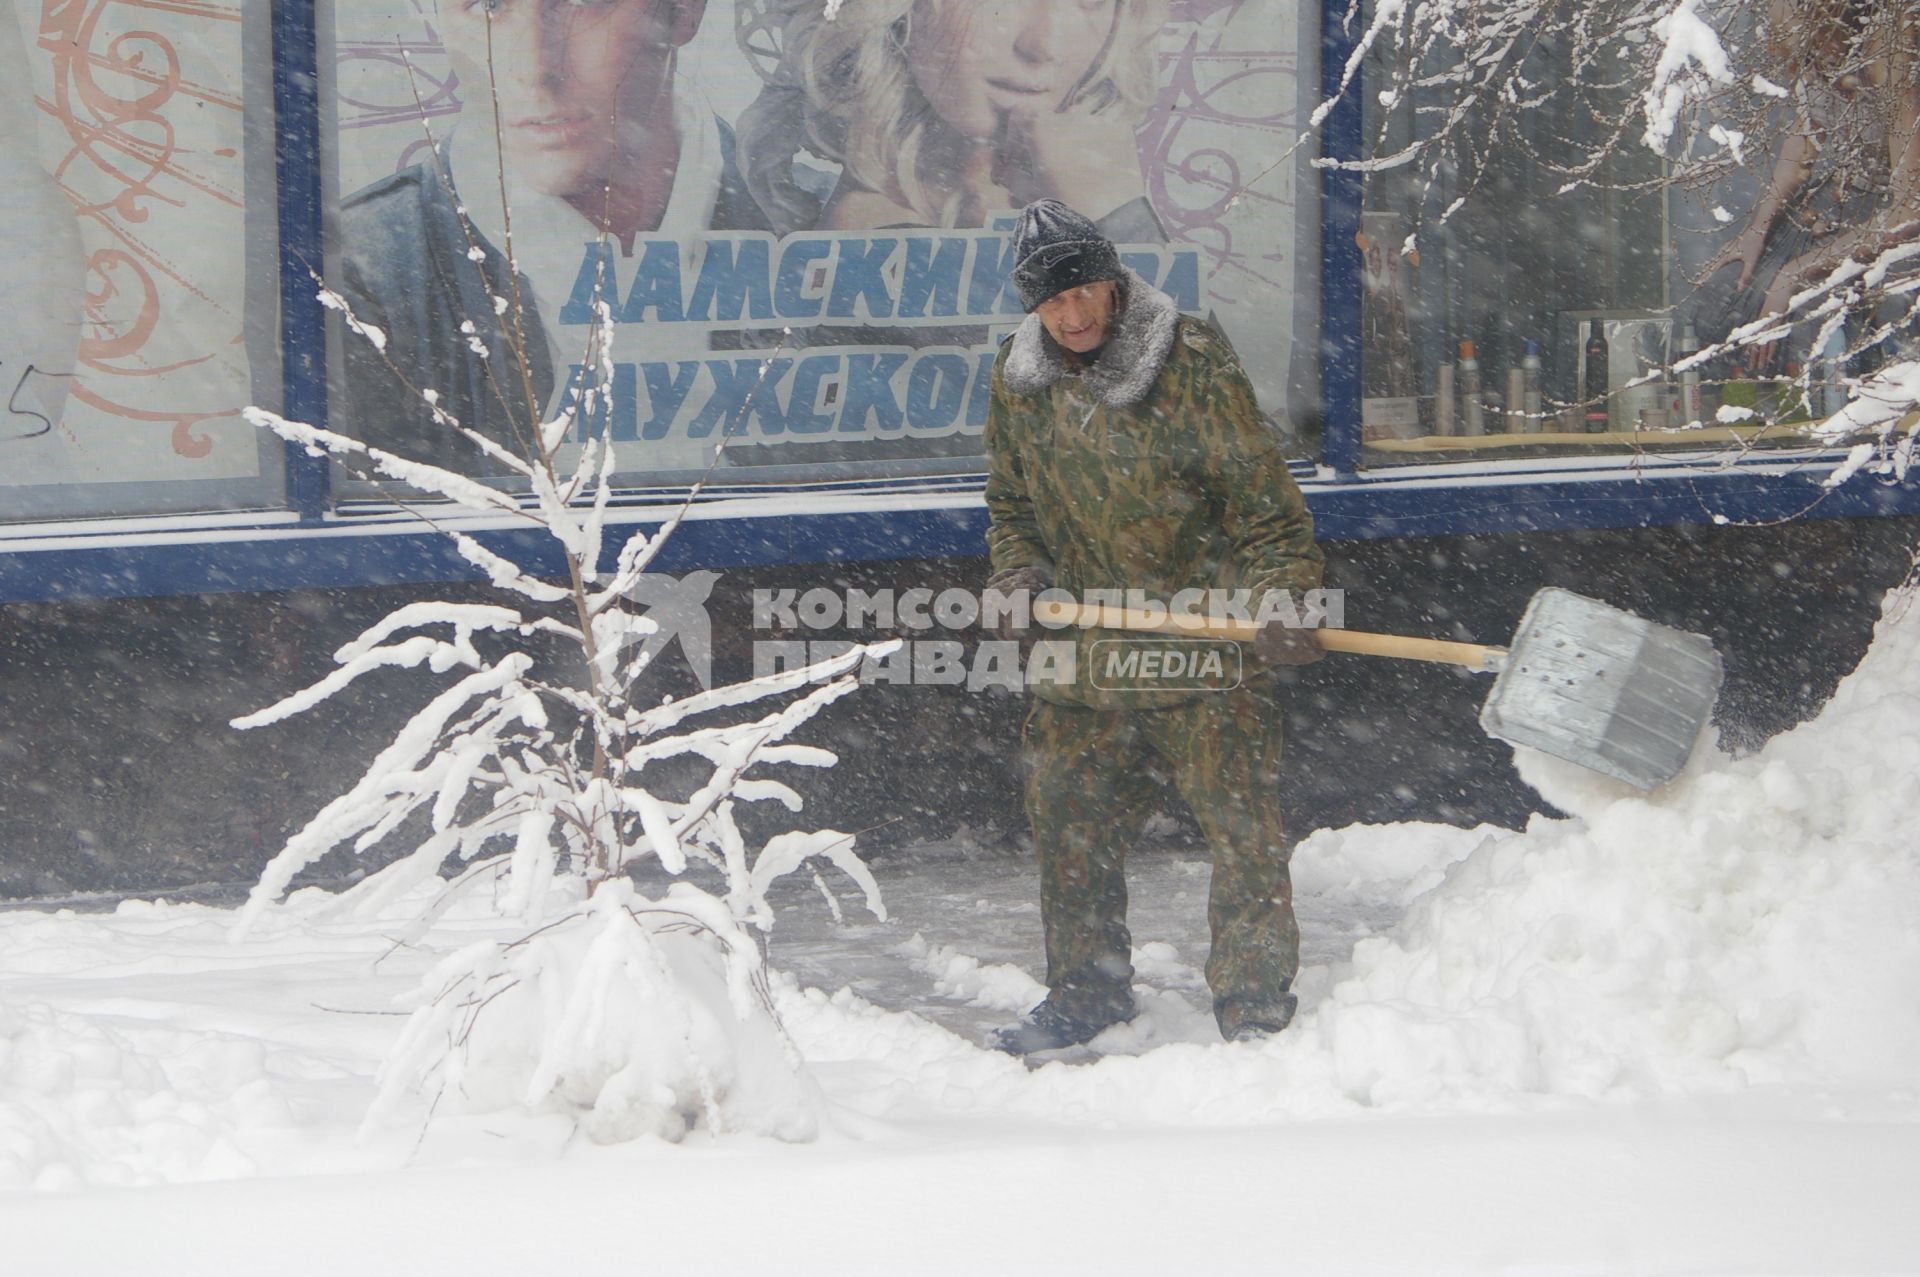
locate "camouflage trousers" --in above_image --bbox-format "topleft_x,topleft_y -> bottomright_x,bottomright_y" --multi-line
1020,687 -> 1299,1036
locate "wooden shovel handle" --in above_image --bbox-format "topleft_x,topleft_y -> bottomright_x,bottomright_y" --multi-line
1032,601 -> 1504,671
1314,629 -> 1504,670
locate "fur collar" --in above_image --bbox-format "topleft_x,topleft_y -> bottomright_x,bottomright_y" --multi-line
1001,269 -> 1180,408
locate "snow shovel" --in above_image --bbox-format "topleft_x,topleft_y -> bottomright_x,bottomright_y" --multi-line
1034,587 -> 1722,790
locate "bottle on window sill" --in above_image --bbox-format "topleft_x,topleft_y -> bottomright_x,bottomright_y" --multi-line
1458,341 -> 1485,436
1675,324 -> 1703,427
1521,341 -> 1545,434
1582,327 -> 1610,433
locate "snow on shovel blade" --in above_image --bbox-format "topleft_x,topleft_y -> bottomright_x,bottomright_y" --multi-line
1478,588 -> 1723,791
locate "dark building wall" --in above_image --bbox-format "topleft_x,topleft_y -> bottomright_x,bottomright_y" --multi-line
2,514 -> 1913,901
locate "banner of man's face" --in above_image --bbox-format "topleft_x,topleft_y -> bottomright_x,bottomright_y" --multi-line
330,0 -> 1314,485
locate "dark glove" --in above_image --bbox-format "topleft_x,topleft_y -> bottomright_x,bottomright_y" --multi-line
985,565 -> 1054,643
1252,614 -> 1325,666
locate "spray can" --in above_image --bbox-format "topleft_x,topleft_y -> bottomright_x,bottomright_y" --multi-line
1505,366 -> 1526,433
1435,361 -> 1455,436
1676,323 -> 1703,426
1458,341 -> 1485,436
1582,326 -> 1610,432
1521,340 -> 1544,434
1816,326 -> 1849,418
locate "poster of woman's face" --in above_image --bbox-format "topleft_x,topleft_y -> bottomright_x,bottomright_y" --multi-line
908,0 -> 1123,138
737,0 -> 1167,231
330,1 -> 1317,483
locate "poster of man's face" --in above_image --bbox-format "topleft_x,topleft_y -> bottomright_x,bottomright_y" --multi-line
436,0 -> 704,208
329,1 -> 1316,486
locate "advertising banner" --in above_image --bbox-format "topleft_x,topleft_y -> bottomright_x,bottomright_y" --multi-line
331,0 -> 1312,484
0,0 -> 265,520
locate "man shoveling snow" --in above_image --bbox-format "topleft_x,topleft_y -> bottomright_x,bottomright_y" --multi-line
980,199 -> 1327,1052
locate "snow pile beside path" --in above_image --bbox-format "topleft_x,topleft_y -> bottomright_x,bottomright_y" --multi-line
899,933 -> 1045,1013
0,1001 -> 271,1190
374,882 -> 824,1146
0,895 -> 391,1191
1312,590 -> 1920,1106
786,591 -> 1920,1123
1291,821 -> 1496,910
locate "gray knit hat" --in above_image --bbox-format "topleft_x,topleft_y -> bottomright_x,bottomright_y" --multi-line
1010,200 -> 1124,312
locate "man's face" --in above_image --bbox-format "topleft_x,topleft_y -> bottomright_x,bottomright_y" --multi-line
1035,279 -> 1119,354
441,0 -> 703,198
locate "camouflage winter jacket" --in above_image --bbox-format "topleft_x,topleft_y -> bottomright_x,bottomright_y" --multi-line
984,270 -> 1324,708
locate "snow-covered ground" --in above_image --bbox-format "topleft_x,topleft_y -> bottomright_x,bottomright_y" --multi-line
6,592 -> 1920,1274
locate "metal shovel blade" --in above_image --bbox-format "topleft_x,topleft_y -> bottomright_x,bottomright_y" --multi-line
1478,588 -> 1723,790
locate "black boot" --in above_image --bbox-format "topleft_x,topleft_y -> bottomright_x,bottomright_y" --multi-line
1217,988 -> 1298,1043
989,1000 -> 1120,1055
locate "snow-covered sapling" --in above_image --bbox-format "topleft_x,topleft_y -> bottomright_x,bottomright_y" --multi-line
233,36 -> 891,1142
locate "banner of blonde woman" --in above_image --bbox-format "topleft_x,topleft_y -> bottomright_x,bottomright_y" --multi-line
0,0 -> 264,517
330,0 -> 1311,481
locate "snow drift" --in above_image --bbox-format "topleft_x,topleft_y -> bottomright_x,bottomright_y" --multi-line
780,588 -> 1920,1121
4,590 -> 1919,1191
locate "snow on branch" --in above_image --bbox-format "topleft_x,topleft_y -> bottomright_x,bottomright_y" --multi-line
1643,0 -> 1734,154
232,654 -> 538,931
243,408 -> 527,517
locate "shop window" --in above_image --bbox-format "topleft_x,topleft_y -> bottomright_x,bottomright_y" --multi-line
1349,6 -> 1825,466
